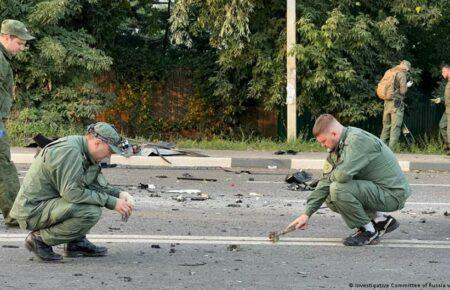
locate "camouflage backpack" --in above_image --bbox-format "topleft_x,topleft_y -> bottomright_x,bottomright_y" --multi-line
376,68 -> 398,100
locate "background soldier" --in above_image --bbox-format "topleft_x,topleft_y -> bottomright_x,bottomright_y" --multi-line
431,64 -> 450,155
379,60 -> 413,150
0,19 -> 34,226
287,114 -> 411,246
10,122 -> 135,261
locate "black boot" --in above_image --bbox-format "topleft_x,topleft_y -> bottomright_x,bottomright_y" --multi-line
64,236 -> 108,257
25,231 -> 62,261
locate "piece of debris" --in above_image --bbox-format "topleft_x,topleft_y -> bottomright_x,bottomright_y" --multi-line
177,177 -> 217,182
139,183 -> 156,190
151,244 -> 161,249
227,204 -> 241,208
167,189 -> 201,194
100,163 -> 118,168
32,133 -> 57,148
285,170 -> 311,184
73,273 -> 83,277
274,150 -> 298,155
190,194 -> 210,201
227,245 -> 240,251
422,210 -> 436,214
119,276 -> 132,282
309,179 -> 319,188
173,195 -> 187,202
268,226 -> 296,243
297,272 -> 308,277
2,245 -> 19,248
179,262 -> 207,266
419,218 -> 426,223
285,170 -> 315,191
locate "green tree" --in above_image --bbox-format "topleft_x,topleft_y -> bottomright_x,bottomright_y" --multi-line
1,0 -> 116,136
171,0 -> 450,126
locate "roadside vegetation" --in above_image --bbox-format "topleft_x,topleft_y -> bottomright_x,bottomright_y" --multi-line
3,1 -> 450,150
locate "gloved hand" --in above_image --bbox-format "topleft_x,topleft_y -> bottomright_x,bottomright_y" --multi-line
119,191 -> 135,207
430,97 -> 441,104
407,81 -> 413,88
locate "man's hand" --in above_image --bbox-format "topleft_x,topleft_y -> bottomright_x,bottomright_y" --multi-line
430,97 -> 442,104
119,191 -> 135,207
407,80 -> 413,88
287,214 -> 309,230
115,198 -> 133,218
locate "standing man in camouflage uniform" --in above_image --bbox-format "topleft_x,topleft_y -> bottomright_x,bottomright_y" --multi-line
431,64 -> 450,155
0,19 -> 34,226
287,114 -> 411,246
379,60 -> 413,150
10,122 -> 135,261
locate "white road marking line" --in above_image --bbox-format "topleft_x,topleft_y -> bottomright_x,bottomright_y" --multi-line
410,183 -> 450,187
1,234 -> 450,249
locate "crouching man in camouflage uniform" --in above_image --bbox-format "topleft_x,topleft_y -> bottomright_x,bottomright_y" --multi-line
287,114 -> 411,246
10,122 -> 135,261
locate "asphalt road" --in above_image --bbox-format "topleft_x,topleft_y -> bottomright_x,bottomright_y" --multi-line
1,165 -> 450,290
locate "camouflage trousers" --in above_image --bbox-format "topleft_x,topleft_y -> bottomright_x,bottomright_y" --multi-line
439,112 -> 449,147
325,180 -> 407,229
0,121 -> 19,226
380,100 -> 404,149
18,198 -> 102,246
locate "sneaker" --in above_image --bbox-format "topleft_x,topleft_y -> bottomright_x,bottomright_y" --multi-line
25,231 -> 62,262
343,228 -> 380,246
372,215 -> 399,237
64,236 -> 108,257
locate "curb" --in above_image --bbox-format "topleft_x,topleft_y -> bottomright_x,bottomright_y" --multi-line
11,152 -> 450,172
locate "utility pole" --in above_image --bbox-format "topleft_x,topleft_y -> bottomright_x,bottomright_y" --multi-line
286,0 -> 296,140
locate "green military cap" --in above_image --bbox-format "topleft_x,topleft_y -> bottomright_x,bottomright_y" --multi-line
400,60 -> 411,71
1,19 -> 34,41
87,122 -> 124,154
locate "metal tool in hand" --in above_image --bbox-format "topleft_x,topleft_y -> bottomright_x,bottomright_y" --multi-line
268,225 -> 296,243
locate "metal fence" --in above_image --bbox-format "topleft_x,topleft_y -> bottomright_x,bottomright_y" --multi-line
278,102 -> 445,141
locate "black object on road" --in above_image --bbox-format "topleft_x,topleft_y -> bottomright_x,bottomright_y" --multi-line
177,177 -> 218,182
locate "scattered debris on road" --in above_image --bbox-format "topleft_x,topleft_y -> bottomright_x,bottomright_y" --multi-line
274,150 -> 298,155
177,176 -> 217,182
227,245 -> 240,251
2,245 -> 19,248
138,183 -> 156,190
285,170 -> 315,191
268,226 -> 296,243
167,189 -> 201,194
179,262 -> 207,266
